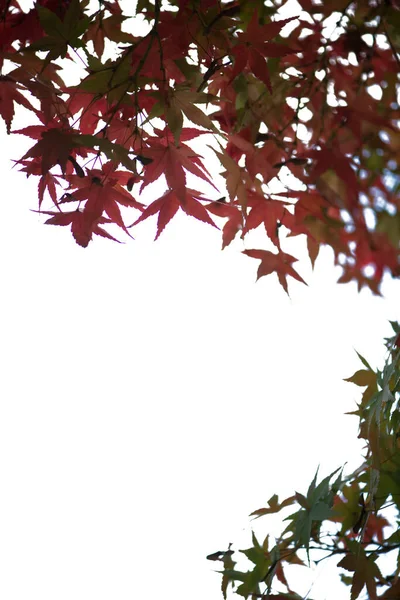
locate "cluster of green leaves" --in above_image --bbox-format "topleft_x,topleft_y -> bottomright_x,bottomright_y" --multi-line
0,0 -> 399,293
213,323 -> 400,600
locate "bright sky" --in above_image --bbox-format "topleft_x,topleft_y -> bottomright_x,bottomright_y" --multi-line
0,121 -> 399,600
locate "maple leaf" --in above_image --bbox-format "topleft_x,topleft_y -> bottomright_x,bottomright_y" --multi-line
337,264 -> 383,296
309,147 -> 359,208
40,209 -> 120,247
227,131 -> 285,182
164,88 -> 219,142
63,166 -> 144,237
243,249 -> 306,294
129,29 -> 184,83
229,13 -> 295,91
338,548 -> 383,600
0,75 -> 38,134
132,188 -> 217,239
205,200 -> 243,249
362,512 -> 390,545
15,125 -> 84,175
38,172 -> 60,208
140,133 -> 217,202
243,192 -> 293,247
67,91 -> 108,135
139,142 -> 185,201
212,147 -> 247,205
27,0 -> 91,61
83,12 -> 135,58
250,494 -> 296,519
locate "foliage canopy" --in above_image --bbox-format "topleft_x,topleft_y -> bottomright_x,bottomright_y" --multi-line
1,0 -> 399,293
1,0 -> 400,598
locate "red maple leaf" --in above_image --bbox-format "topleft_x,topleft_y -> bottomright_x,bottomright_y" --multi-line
15,124 -> 85,174
362,513 -> 390,545
227,131 -> 285,182
132,188 -> 217,239
205,200 -> 243,249
140,130 -> 217,201
38,172 -> 60,208
229,13 -> 295,91
63,165 -> 144,237
67,91 -> 108,135
0,75 -> 38,133
243,192 -> 293,247
243,249 -> 306,294
40,209 -> 121,248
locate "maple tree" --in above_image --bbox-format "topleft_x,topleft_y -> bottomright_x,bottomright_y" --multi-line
1,0 -> 399,598
209,321 -> 400,600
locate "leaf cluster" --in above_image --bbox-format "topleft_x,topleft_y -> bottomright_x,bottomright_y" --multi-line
216,322 -> 400,600
0,0 -> 398,293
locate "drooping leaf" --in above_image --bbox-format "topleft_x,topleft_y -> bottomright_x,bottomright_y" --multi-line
0,75 -> 38,134
338,548 -> 383,600
243,249 -> 306,294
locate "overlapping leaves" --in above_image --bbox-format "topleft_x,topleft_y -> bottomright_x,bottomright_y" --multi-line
0,0 -> 399,296
216,323 -> 400,600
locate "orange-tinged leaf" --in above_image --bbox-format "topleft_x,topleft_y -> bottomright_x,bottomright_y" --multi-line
212,147 -> 247,205
250,494 -> 296,518
174,90 -> 219,133
344,369 -> 376,387
165,97 -> 183,144
307,236 -> 320,268
338,550 -> 383,600
180,100 -> 218,133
